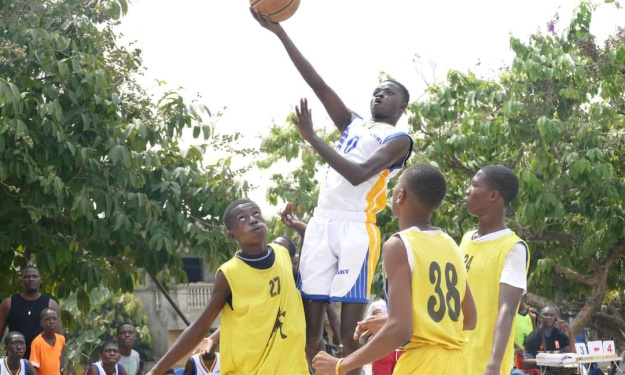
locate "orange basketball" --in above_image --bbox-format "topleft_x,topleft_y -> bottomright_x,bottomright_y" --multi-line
250,0 -> 300,23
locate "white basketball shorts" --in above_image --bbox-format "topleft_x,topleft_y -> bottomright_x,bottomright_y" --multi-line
298,207 -> 381,303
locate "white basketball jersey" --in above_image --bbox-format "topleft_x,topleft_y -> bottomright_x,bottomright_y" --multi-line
88,362 -> 122,375
190,353 -> 220,375
317,116 -> 412,215
0,358 -> 27,375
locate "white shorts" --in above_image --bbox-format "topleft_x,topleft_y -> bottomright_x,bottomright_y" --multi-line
297,207 -> 381,303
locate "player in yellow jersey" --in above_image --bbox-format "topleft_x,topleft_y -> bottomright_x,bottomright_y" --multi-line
461,166 -> 530,375
312,164 -> 477,375
146,199 -> 308,375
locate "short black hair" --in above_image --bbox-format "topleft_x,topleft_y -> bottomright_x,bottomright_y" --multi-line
480,165 -> 519,205
116,322 -> 135,334
40,307 -> 57,319
100,341 -> 118,353
223,198 -> 256,230
275,236 -> 297,258
383,79 -> 410,104
5,331 -> 25,345
402,164 -> 446,208
22,265 -> 39,276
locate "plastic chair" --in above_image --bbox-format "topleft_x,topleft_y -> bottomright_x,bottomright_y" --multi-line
514,353 -> 542,375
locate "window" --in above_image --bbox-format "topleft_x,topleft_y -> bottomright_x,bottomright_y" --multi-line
182,257 -> 203,283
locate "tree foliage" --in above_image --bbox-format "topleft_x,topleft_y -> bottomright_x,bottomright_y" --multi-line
61,290 -> 152,374
0,0 -> 246,308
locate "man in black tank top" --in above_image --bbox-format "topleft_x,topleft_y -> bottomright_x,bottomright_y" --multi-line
0,265 -> 63,358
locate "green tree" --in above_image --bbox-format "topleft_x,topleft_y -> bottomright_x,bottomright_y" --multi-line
0,0 -> 246,306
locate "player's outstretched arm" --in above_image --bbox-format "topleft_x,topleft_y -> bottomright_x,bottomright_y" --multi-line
250,9 -> 352,132
313,236 -> 412,375
462,282 -> 477,331
296,98 -> 411,186
147,272 -> 231,375
483,283 -> 524,375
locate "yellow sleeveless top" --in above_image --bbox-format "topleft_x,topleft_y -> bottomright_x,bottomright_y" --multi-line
217,244 -> 308,375
397,228 -> 468,352
461,230 -> 529,375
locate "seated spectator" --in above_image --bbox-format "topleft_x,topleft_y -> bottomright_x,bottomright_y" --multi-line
29,308 -> 65,375
523,306 -> 577,375
86,342 -> 128,375
1,332 -> 37,375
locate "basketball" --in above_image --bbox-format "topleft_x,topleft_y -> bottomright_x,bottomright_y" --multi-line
250,0 -> 300,23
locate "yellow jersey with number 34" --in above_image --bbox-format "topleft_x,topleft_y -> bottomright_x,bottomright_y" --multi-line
217,244 -> 308,375
397,228 -> 468,351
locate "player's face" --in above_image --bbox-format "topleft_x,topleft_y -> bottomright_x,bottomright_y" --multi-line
41,311 -> 59,332
6,334 -> 26,359
117,325 -> 136,347
22,268 -> 41,293
464,170 -> 492,216
100,345 -> 120,366
228,203 -> 267,244
370,82 -> 405,120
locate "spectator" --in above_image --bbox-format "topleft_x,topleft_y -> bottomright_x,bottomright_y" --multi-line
515,294 -> 537,355
116,323 -> 141,375
523,306 -> 576,375
0,265 -> 63,358
29,308 -> 65,375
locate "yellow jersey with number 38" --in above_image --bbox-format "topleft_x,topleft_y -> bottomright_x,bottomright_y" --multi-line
217,244 -> 308,375
397,228 -> 468,351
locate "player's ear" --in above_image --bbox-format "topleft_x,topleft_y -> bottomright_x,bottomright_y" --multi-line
396,188 -> 406,203
227,230 -> 237,242
399,102 -> 407,112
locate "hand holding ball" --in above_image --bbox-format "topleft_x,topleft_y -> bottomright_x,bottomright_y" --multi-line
250,0 -> 300,22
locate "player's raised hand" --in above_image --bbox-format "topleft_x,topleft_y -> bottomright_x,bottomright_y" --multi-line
250,8 -> 283,34
295,98 -> 315,142
191,337 -> 215,356
312,351 -> 341,375
280,202 -> 306,235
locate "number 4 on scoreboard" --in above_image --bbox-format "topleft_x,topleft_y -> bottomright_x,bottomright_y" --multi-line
603,340 -> 616,355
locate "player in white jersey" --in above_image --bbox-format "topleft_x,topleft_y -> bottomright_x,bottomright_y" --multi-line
86,342 -> 128,375
253,11 -> 414,375
1,332 -> 36,375
183,353 -> 220,375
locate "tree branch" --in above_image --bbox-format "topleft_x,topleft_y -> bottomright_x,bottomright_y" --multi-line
525,230 -> 579,245
554,264 -> 596,286
510,146 -> 524,169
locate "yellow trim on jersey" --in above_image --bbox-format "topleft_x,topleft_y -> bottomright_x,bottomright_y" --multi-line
199,355 -> 216,373
364,170 -> 390,216
365,222 -> 381,299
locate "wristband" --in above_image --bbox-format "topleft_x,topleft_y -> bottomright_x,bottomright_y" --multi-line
335,358 -> 343,375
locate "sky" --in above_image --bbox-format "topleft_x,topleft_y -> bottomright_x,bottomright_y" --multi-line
117,0 -> 624,215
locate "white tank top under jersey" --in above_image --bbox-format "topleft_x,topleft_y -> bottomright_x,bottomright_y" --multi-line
189,353 -> 220,375
470,229 -> 527,291
0,358 -> 27,375
88,362 -> 122,375
317,116 -> 412,214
